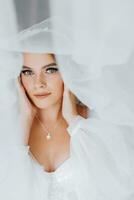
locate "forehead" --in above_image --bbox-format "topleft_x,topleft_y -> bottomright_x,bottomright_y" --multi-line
23,53 -> 55,67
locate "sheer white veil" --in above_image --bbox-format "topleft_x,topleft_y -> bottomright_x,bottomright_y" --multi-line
0,1 -> 134,197
0,1 -> 134,125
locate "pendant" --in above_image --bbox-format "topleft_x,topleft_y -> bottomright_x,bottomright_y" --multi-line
46,132 -> 51,140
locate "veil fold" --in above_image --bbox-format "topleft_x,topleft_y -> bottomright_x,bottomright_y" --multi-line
0,1 -> 134,198
0,0 -> 134,146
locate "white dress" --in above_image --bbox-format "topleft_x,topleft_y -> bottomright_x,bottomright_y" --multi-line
0,112 -> 134,200
0,2 -> 134,199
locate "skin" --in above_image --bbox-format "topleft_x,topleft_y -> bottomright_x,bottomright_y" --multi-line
19,53 -> 80,173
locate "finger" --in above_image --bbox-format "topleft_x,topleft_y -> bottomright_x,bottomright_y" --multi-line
63,83 -> 69,90
63,84 -> 70,96
18,76 -> 25,92
17,76 -> 37,109
15,77 -> 24,96
15,76 -> 28,102
63,85 -> 76,99
16,76 -> 22,91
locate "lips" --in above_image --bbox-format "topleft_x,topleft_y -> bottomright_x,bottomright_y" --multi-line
34,92 -> 51,99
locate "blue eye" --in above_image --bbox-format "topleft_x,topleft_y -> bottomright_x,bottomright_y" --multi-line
21,70 -> 34,76
46,67 -> 58,74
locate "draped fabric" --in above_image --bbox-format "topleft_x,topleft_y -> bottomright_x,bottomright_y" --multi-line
0,0 -> 134,199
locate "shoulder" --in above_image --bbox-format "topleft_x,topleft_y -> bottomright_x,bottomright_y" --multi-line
67,113 -> 90,137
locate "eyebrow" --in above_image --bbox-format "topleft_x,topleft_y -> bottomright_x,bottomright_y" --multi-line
22,62 -> 57,69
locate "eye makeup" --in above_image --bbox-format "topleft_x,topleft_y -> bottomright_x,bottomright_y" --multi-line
21,63 -> 58,76
45,67 -> 58,74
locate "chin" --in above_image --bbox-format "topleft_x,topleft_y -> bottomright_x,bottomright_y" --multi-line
33,101 -> 52,109
31,96 -> 62,110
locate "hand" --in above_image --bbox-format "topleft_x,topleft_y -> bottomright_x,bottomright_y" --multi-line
62,85 -> 78,124
16,76 -> 37,145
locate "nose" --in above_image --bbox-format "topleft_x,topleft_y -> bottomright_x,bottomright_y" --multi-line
34,72 -> 47,89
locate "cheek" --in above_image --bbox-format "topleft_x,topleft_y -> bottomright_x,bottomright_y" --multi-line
21,76 -> 33,94
49,76 -> 64,98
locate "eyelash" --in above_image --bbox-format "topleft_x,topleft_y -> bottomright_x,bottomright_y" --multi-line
21,70 -> 34,76
46,67 -> 58,74
21,67 -> 58,76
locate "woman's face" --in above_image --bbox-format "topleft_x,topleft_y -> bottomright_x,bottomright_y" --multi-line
21,53 -> 64,109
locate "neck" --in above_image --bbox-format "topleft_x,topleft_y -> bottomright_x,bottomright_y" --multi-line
37,100 -> 62,124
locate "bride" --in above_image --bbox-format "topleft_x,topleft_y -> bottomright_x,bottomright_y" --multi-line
18,52 -> 88,173
0,16 -> 134,200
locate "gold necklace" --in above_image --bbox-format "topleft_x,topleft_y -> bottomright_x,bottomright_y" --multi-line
35,115 -> 62,140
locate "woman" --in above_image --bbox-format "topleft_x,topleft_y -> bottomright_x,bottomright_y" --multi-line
18,52 -> 89,173
15,52 -> 93,200
0,18 -> 133,200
